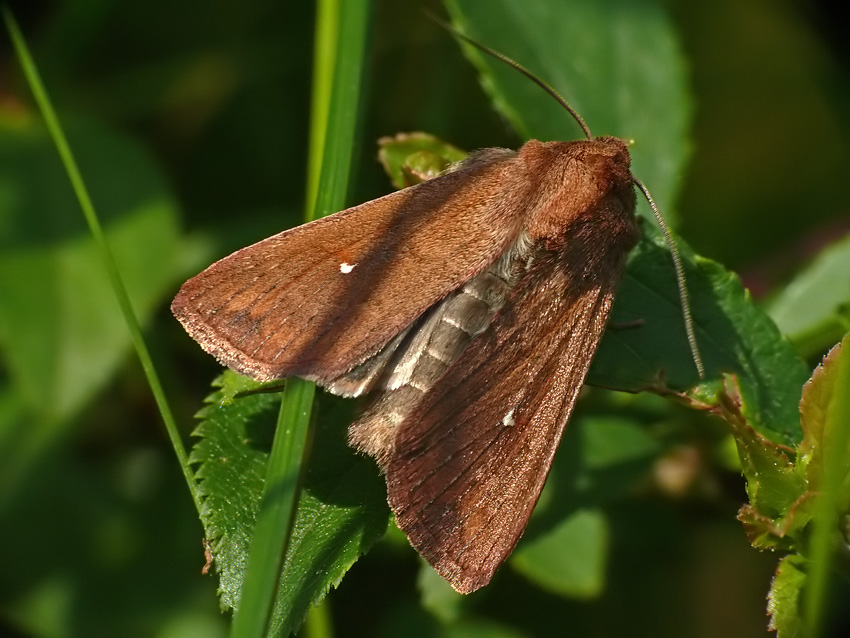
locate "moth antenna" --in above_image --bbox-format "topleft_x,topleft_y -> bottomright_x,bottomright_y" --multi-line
634,178 -> 705,380
429,13 -> 702,380
428,13 -> 592,140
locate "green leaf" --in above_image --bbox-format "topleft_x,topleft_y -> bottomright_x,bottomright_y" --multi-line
0,116 -> 181,422
797,335 -> 850,498
726,377 -> 807,546
799,334 -> 850,635
443,619 -> 528,638
190,372 -> 389,633
567,412 -> 660,505
726,336 -> 850,634
603,246 -> 809,445
769,232 -> 850,357
190,373 -> 280,611
511,508 -> 608,598
507,414 -> 657,596
417,563 -> 466,624
713,373 -> 808,549
0,114 -> 181,494
767,554 -> 807,638
582,415 -> 660,469
445,0 -> 691,219
378,133 -> 467,188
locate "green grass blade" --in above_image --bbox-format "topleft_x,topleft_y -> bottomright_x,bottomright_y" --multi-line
304,599 -> 334,638
230,381 -> 317,638
309,0 -> 372,223
305,0 -> 340,216
0,6 -> 202,515
230,0 -> 372,635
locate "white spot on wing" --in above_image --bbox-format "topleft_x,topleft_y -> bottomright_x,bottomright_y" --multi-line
502,409 -> 515,427
339,262 -> 356,274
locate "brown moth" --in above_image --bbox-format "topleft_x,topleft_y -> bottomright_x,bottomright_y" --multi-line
172,35 -> 700,594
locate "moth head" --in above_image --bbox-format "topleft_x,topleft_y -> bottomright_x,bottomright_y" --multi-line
521,138 -> 636,245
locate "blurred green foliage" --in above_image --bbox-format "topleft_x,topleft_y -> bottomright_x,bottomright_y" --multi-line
1,0 -> 849,636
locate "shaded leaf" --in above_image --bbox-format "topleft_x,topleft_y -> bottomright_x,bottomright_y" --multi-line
769,232 -> 850,357
0,115 -> 181,423
717,374 -> 809,549
267,395 -> 389,636
511,508 -> 608,598
417,563 -> 466,624
189,372 -> 389,633
446,0 -> 691,218
599,169 -> 808,447
508,414 -> 657,596
582,415 -> 659,469
378,132 -> 467,188
443,619 -> 528,638
190,373 -> 279,610
565,413 -> 660,505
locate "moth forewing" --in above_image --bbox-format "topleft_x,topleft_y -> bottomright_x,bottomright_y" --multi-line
382,142 -> 639,593
171,147 -> 528,384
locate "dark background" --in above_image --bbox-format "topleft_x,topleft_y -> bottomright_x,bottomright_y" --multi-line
1,0 -> 848,636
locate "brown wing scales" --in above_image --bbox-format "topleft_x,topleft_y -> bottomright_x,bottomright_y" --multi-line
172,149 -> 529,382
385,206 -> 636,593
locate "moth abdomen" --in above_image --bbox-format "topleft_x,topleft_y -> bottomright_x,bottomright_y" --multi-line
347,237 -> 536,461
